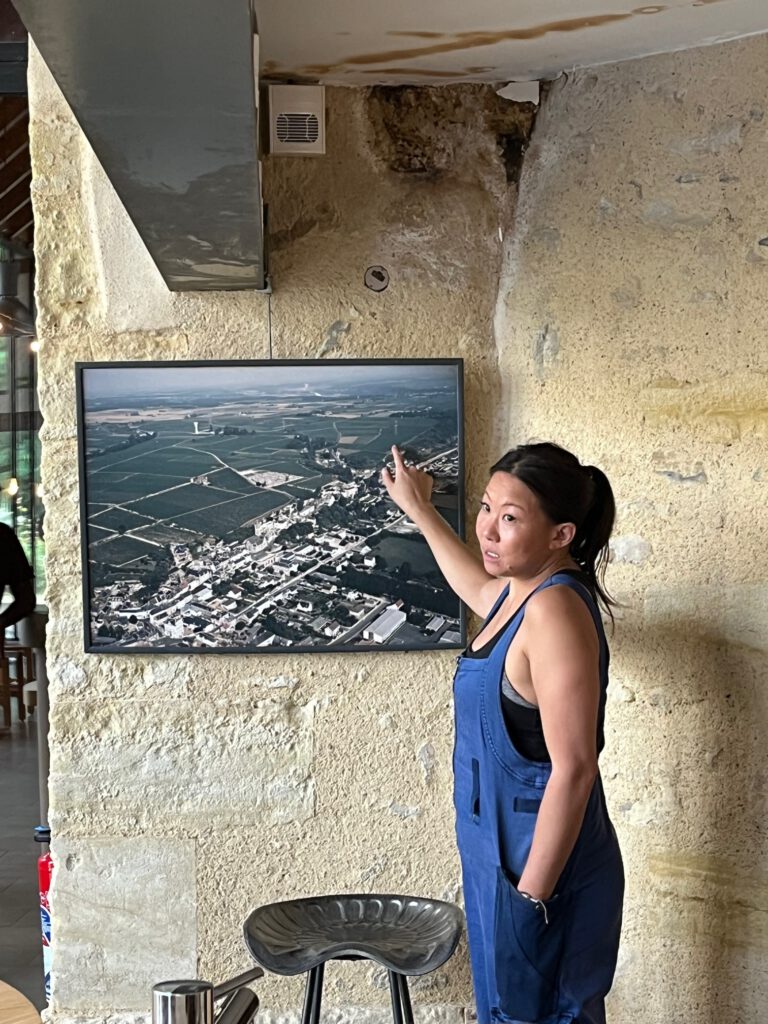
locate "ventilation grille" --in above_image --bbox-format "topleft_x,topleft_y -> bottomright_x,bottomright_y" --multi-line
276,112 -> 319,145
269,86 -> 325,155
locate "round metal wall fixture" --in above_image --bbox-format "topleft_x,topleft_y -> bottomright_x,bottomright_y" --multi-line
364,266 -> 389,292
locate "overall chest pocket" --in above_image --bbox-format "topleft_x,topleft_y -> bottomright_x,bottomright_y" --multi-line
492,867 -> 567,1022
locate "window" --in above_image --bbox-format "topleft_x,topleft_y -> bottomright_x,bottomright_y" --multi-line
0,331 -> 44,595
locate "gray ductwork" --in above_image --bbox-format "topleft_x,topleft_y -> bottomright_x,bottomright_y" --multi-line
14,0 -> 266,291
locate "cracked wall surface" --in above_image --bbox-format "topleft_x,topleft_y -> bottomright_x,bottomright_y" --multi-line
28,29 -> 768,1024
493,36 -> 768,1024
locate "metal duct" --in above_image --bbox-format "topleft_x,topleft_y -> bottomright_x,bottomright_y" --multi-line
14,0 -> 266,291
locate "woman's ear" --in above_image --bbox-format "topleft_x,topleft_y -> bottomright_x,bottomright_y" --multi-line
550,521 -> 577,550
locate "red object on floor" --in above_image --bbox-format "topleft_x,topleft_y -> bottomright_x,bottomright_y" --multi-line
35,829 -> 52,1003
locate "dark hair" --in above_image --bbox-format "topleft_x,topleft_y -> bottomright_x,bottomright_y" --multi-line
490,442 -> 616,619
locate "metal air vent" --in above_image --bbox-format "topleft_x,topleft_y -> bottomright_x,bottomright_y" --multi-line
269,85 -> 325,155
276,111 -> 319,144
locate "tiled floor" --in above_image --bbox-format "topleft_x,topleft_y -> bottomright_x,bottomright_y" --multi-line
0,709 -> 46,1010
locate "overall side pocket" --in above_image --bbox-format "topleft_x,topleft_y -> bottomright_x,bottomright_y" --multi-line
471,758 -> 480,822
492,867 -> 566,1022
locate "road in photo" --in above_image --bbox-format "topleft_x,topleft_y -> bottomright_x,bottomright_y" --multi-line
79,361 -> 464,652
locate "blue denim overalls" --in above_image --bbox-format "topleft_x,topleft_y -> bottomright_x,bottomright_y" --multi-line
453,572 -> 624,1024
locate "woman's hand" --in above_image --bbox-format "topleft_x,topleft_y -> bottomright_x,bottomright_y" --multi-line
381,445 -> 433,520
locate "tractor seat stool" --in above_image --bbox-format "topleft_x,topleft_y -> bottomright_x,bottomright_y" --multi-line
243,894 -> 464,1024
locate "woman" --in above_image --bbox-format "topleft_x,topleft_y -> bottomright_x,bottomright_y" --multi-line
381,442 -> 623,1024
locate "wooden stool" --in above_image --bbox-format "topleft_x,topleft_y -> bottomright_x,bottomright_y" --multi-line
0,981 -> 41,1024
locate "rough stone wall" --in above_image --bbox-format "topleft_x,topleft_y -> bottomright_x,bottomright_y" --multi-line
494,36 -> 768,1024
28,46 -> 525,1024
27,30 -> 768,1024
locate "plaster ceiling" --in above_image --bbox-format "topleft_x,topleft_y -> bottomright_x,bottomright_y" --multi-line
255,0 -> 768,85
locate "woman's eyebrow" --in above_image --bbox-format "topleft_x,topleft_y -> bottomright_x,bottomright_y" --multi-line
481,496 -> 526,512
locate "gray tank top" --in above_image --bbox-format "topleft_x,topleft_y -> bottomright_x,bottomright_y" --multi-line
501,673 -> 538,709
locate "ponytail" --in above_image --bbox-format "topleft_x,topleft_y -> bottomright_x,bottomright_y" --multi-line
570,465 -> 616,622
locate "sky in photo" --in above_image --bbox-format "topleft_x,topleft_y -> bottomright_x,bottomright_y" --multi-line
82,362 -> 459,400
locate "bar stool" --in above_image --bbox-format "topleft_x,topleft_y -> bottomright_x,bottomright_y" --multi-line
243,894 -> 463,1024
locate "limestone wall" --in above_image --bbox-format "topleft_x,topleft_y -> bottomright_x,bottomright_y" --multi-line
28,30 -> 768,1024
494,37 -> 768,1024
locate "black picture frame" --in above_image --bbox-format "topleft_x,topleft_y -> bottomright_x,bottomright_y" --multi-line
76,358 -> 466,655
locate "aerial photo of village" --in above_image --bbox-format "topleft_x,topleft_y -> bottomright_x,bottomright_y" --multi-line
78,361 -> 464,652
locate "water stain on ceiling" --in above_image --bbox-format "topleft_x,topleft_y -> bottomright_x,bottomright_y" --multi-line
388,31 -> 447,39
359,68 -> 473,78
256,0 -> 762,85
302,14 -> 643,75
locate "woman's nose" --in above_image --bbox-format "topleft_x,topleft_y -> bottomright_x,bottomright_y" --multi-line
483,520 -> 499,542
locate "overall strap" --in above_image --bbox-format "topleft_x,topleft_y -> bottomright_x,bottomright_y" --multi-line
482,583 -> 510,627
477,572 -> 610,799
483,573 -> 608,677
483,575 -> 554,670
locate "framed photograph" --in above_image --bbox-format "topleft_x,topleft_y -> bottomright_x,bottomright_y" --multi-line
76,359 -> 466,654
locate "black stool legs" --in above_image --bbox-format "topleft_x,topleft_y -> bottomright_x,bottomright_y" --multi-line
301,963 -> 325,1024
388,971 -> 414,1024
397,972 -> 414,1024
302,965 -> 412,1024
301,966 -> 412,1024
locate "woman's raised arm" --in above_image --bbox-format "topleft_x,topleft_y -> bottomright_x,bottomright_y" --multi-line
381,445 -> 504,618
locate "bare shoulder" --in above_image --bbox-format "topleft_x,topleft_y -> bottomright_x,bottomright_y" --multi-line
523,583 -> 598,649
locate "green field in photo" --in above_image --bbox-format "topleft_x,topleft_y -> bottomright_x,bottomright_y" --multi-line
134,447 -> 223,474
205,467 -> 263,494
171,490 -> 291,538
132,523 -> 201,545
87,471 -> 155,503
215,450 -> 285,470
90,507 -> 156,532
252,458 -> 314,476
88,523 -> 113,539
126,483 -> 237,519
280,417 -> 343,441
133,418 -> 192,437
90,533 -> 159,566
